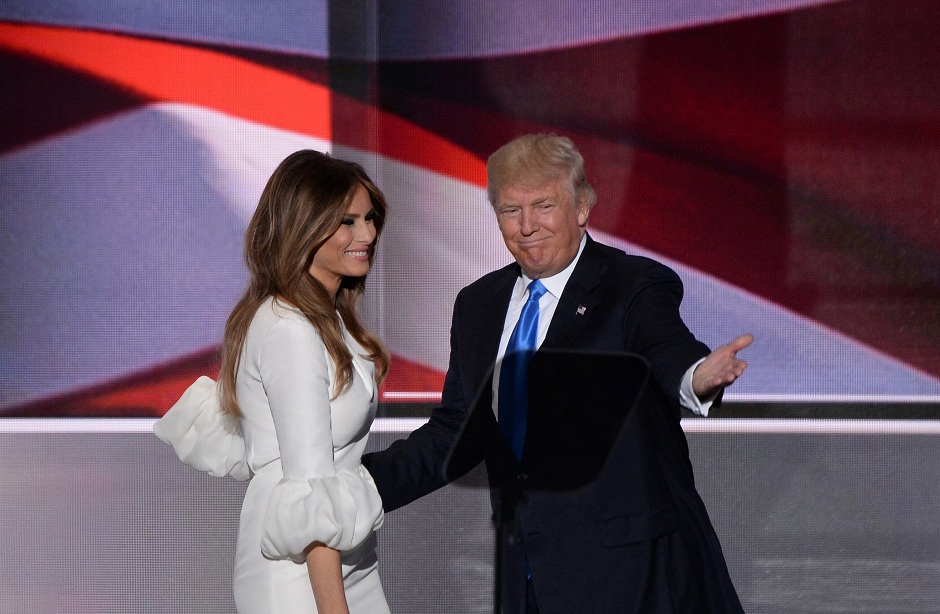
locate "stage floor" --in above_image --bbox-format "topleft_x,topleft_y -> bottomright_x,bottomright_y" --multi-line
1,417 -> 939,613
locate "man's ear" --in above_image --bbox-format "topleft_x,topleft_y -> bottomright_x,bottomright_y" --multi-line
577,199 -> 592,226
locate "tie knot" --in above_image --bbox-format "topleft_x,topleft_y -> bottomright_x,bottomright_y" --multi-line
527,279 -> 547,303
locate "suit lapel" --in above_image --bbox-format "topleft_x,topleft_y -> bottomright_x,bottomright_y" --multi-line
470,264 -> 519,390
473,240 -> 612,467
466,264 -> 520,465
543,234 -> 605,350
527,235 -> 607,457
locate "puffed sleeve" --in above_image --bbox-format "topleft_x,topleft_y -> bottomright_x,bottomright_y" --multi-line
257,315 -> 383,563
153,376 -> 252,481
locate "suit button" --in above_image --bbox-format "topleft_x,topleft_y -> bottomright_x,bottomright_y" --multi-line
517,473 -> 528,482
512,535 -> 524,545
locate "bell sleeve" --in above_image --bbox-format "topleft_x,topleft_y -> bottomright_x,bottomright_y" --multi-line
153,375 -> 252,481
256,315 -> 384,563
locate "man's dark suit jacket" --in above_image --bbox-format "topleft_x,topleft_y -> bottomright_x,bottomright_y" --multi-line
364,235 -> 743,613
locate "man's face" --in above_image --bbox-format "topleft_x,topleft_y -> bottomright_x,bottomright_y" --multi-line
494,179 -> 590,279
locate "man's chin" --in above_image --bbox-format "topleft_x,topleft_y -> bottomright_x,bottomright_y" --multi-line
518,261 -> 551,279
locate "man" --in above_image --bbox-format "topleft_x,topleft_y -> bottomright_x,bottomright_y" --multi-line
364,134 -> 749,613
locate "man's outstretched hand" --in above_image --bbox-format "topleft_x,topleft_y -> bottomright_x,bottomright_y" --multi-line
692,334 -> 754,400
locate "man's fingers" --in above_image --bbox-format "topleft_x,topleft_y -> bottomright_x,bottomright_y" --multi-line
726,333 -> 754,354
694,337 -> 752,396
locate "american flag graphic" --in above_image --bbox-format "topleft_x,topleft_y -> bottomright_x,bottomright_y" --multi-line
2,0 -> 939,416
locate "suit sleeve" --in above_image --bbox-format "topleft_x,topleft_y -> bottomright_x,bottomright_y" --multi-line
362,290 -> 484,513
623,263 -> 712,405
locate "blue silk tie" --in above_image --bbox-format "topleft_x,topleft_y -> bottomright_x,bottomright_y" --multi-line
498,279 -> 547,459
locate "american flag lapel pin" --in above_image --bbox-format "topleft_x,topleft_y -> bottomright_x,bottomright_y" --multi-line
576,305 -> 586,315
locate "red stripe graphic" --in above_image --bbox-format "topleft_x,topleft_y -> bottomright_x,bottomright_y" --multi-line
0,22 -> 486,187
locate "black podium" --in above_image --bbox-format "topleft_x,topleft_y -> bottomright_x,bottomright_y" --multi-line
444,348 -> 651,614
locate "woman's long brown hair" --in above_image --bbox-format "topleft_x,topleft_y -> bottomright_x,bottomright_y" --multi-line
218,150 -> 390,416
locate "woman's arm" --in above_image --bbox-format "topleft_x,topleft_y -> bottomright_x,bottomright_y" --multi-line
306,543 -> 349,614
256,313 -> 354,598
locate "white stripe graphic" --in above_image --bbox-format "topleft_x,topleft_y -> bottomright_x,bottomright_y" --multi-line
2,102 -> 938,411
4,418 -> 940,436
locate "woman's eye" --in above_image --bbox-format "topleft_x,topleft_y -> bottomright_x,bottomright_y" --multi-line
341,218 -> 355,226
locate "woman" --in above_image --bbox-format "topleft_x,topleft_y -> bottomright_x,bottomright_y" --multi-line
156,150 -> 391,613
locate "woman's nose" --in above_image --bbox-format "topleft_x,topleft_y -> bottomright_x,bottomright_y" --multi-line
358,221 -> 376,243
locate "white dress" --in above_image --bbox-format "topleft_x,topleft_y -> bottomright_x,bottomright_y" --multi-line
155,297 -> 389,614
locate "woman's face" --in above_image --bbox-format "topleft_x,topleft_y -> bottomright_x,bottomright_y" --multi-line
308,184 -> 378,296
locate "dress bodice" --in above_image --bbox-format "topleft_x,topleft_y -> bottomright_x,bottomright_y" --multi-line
237,297 -> 378,476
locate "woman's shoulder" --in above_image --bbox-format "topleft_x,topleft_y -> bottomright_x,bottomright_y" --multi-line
251,296 -> 307,324
249,297 -> 325,348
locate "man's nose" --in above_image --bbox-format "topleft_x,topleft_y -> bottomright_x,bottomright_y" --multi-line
519,209 -> 539,235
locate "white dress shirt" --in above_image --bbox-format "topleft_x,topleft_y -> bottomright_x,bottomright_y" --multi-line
492,234 -> 714,418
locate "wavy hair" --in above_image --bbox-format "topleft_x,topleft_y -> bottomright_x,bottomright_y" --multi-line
486,134 -> 597,211
219,150 -> 390,416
